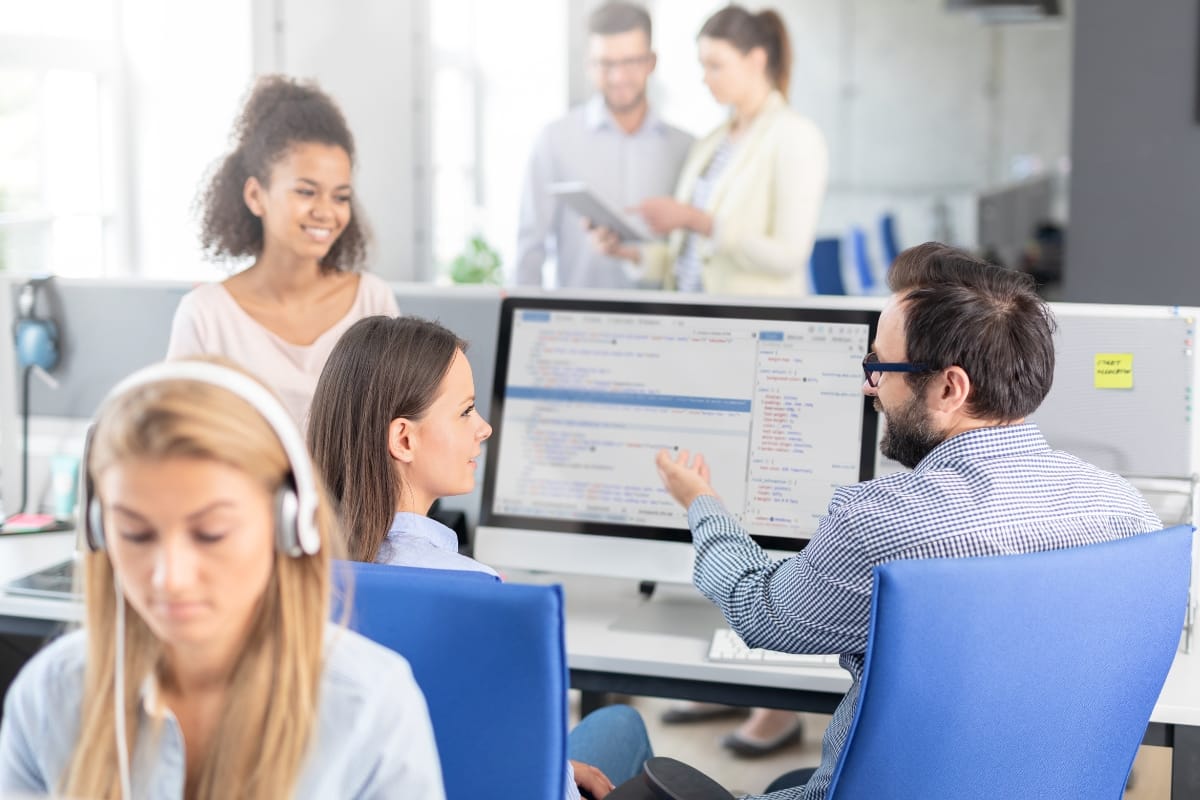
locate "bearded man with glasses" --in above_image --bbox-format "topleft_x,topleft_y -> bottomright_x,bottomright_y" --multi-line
652,242 -> 1163,800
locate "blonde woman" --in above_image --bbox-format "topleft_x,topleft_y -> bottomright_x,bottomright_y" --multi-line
0,360 -> 443,799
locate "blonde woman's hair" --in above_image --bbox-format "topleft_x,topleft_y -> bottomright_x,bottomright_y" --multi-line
62,361 -> 342,799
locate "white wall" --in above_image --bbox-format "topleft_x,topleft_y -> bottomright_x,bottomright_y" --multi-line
267,0 -> 426,281
647,0 -> 1072,256
121,0 -> 254,280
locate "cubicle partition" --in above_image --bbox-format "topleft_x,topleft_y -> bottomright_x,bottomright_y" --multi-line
0,276 -> 510,525
0,276 -> 192,516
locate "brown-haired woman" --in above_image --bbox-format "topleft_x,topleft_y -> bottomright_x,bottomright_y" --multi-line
308,315 -> 656,799
592,4 -> 828,297
0,360 -> 443,798
308,314 -> 497,576
167,74 -> 399,428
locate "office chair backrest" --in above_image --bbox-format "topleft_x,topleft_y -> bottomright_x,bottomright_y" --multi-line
334,561 -> 568,800
827,526 -> 1194,800
878,213 -> 900,269
809,237 -> 845,295
848,226 -> 876,295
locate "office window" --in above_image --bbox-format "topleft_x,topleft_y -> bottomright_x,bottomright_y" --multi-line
0,0 -> 252,279
429,0 -> 567,280
0,1 -> 116,276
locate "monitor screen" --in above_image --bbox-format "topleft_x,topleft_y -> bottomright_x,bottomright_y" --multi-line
476,296 -> 879,577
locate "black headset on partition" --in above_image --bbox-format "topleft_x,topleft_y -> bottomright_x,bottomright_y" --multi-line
80,361 -> 322,800
8,276 -> 60,518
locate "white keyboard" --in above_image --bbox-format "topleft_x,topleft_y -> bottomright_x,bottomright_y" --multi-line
706,627 -> 841,668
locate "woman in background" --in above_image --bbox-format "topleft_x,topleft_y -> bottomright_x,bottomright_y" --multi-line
0,360 -> 442,798
593,5 -> 823,754
167,75 -> 398,427
593,4 -> 828,296
308,314 -> 654,800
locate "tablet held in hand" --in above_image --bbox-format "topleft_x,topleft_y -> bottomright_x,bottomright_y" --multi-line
549,181 -> 654,243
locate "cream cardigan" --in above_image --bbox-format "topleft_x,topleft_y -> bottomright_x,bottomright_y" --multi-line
634,91 -> 828,296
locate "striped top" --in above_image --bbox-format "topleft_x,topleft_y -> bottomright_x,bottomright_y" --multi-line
674,136 -> 737,293
686,423 -> 1161,800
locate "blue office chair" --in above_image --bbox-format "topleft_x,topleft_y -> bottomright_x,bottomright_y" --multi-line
809,237 -> 845,295
826,526 -> 1194,800
878,212 -> 900,269
333,561 -> 568,800
847,226 -> 876,295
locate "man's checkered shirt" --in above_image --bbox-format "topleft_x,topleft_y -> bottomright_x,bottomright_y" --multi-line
686,423 -> 1162,800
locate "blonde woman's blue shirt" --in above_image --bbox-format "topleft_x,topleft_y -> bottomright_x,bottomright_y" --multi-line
0,626 -> 445,799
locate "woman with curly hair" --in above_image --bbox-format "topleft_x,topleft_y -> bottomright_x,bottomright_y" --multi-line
167,74 -> 399,428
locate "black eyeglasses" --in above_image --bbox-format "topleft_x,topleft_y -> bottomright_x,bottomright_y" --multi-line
861,352 -> 933,388
588,54 -> 654,73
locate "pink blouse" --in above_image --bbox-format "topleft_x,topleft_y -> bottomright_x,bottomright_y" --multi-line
165,272 -> 400,428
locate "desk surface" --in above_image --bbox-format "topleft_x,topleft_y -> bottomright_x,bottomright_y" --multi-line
0,531 -> 82,625
3,535 -> 1200,727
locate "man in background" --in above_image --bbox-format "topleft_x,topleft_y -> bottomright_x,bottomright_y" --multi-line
514,2 -> 693,289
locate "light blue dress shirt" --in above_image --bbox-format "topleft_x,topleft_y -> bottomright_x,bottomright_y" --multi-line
377,512 -> 500,578
516,95 -> 693,289
0,627 -> 445,799
687,423 -> 1162,800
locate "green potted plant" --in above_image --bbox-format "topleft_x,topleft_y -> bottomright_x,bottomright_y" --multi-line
449,234 -> 502,285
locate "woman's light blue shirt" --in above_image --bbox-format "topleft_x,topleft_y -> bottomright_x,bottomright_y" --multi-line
0,627 -> 445,799
376,511 -> 500,579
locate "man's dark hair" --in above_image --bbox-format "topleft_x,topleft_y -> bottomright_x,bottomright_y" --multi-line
889,242 -> 1057,421
588,2 -> 652,42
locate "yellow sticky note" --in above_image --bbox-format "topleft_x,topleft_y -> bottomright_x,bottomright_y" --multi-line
1094,353 -> 1134,389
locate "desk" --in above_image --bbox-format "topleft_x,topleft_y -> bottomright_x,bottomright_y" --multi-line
0,531 -> 80,637
4,539 -> 1200,797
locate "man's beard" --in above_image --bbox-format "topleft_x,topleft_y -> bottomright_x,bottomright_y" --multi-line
877,393 -> 945,470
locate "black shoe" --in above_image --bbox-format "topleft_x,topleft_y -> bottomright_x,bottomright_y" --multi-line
720,718 -> 803,757
659,703 -> 748,724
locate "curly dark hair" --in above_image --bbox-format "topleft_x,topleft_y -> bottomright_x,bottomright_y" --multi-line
197,74 -> 368,273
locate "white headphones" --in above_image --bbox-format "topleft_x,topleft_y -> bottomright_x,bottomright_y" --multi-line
81,361 -> 321,557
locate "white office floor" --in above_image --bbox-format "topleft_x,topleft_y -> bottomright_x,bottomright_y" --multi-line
568,693 -> 1172,798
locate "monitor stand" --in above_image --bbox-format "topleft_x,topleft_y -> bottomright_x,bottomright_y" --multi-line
580,581 -> 726,717
607,580 -> 725,641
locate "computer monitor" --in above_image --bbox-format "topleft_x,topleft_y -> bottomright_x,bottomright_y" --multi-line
475,295 -> 881,584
